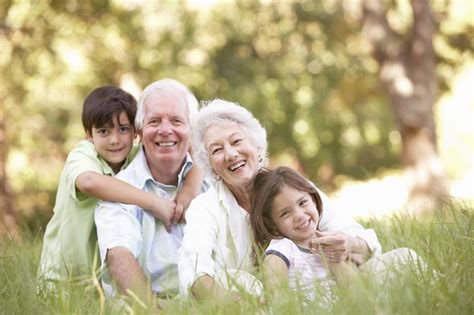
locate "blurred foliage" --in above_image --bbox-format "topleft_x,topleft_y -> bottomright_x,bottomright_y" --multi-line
0,0 -> 472,229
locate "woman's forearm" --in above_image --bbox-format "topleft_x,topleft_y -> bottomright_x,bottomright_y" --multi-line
191,275 -> 241,304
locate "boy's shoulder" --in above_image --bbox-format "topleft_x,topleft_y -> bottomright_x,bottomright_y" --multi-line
62,140 -> 109,175
68,139 -> 97,158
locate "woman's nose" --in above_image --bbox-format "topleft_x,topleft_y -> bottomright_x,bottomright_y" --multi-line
224,146 -> 238,161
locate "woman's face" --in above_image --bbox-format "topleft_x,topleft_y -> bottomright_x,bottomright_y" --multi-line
204,121 -> 260,190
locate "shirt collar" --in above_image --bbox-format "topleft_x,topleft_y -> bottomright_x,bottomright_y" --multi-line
131,146 -> 194,190
216,180 -> 238,215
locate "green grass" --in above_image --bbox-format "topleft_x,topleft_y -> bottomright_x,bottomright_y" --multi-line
1,202 -> 473,314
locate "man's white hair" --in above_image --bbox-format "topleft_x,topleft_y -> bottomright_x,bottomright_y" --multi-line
135,78 -> 198,130
192,99 -> 268,179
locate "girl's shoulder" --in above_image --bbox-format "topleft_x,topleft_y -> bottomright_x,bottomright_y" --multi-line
266,238 -> 298,253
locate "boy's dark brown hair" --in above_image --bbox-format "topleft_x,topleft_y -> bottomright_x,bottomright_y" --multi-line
82,85 -> 137,134
250,166 -> 323,253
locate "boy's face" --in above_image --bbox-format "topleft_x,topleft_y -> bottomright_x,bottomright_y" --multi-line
86,111 -> 136,173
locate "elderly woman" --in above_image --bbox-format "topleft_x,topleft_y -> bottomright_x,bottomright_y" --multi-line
178,99 -> 382,303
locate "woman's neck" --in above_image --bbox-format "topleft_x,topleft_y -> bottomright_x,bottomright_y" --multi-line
228,185 -> 251,212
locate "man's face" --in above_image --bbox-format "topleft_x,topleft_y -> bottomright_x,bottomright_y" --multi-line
139,90 -> 190,178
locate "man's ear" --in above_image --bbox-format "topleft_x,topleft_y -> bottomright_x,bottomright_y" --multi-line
137,129 -> 143,143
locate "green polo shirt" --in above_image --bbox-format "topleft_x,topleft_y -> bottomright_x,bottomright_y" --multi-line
38,140 -> 139,283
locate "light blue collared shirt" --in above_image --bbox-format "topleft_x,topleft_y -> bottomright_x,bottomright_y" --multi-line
95,147 -> 198,296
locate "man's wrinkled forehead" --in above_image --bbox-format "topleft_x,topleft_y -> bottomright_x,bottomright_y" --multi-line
144,89 -> 190,121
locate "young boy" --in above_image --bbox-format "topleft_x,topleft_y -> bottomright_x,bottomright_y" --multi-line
38,86 -> 202,285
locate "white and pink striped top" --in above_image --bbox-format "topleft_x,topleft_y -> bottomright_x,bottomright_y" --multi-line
264,238 -> 335,300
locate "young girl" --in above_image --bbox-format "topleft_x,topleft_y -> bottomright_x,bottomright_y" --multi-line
250,166 -> 357,300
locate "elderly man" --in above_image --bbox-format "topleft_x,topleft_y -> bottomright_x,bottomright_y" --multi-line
95,79 -> 206,300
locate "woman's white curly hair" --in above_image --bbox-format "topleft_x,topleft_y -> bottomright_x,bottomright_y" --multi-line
191,99 -> 268,180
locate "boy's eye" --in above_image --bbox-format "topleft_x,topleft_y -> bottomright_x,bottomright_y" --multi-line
97,129 -> 108,135
119,126 -> 131,133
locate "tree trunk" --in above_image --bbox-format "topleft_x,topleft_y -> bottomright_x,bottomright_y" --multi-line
362,0 -> 449,213
0,117 -> 20,240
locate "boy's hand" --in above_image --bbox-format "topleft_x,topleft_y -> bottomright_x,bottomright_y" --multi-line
174,189 -> 195,223
149,196 -> 177,233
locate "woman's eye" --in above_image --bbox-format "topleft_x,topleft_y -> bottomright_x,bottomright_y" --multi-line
233,138 -> 242,145
211,148 -> 222,155
300,199 -> 308,207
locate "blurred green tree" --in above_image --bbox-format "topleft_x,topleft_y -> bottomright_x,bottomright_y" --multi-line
0,0 -> 471,232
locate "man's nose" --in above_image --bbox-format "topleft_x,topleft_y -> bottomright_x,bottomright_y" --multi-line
158,120 -> 172,135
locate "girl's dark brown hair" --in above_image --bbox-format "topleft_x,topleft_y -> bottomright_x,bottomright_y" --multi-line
250,166 -> 323,253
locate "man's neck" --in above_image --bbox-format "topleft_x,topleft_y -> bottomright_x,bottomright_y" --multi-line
147,158 -> 185,186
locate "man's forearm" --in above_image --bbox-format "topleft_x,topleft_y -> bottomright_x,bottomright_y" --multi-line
107,247 -> 152,302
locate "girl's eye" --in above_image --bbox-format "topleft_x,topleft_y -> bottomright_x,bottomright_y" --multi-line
300,199 -> 309,207
280,211 -> 289,218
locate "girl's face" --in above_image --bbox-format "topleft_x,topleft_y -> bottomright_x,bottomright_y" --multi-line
270,185 -> 319,248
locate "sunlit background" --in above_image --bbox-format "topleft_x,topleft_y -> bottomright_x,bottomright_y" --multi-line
0,0 -> 472,234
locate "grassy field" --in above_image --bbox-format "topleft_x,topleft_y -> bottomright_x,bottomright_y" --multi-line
1,201 -> 473,314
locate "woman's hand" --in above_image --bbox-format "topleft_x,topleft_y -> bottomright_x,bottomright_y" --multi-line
310,230 -> 370,264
